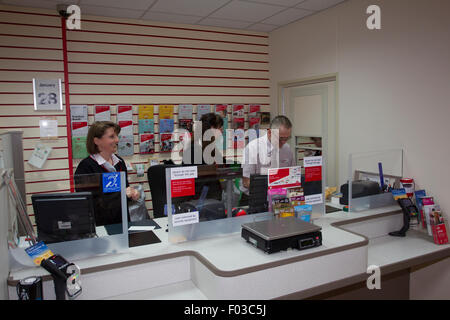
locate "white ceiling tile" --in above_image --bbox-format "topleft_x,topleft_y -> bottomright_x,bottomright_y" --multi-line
240,0 -> 304,7
81,5 -> 144,19
198,17 -> 253,29
1,0 -> 74,10
150,0 -> 230,17
79,0 -> 156,11
246,23 -> 278,32
141,11 -> 202,25
261,7 -> 312,25
0,0 -> 344,30
210,0 -> 286,22
296,0 -> 345,11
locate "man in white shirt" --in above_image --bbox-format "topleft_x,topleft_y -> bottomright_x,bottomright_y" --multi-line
242,115 -> 295,193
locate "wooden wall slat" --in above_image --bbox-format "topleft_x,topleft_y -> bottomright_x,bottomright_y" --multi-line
77,20 -> 267,45
67,74 -> 268,86
0,47 -> 62,59
67,33 -> 267,54
66,53 -> 267,70
66,42 -> 267,61
0,35 -> 62,49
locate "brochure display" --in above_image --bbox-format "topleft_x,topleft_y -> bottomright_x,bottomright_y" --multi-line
117,105 -> 134,157
196,105 -> 211,120
70,105 -> 89,159
178,104 -> 193,132
94,105 -> 111,122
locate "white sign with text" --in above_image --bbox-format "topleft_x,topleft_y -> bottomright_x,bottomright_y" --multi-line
172,211 -> 199,227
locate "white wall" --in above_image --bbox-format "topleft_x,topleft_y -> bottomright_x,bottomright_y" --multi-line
269,0 -> 450,222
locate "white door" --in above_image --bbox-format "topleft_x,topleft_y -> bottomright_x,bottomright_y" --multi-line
282,80 -> 337,188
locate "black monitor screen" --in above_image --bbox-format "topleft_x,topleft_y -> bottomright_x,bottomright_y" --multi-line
32,192 -> 96,244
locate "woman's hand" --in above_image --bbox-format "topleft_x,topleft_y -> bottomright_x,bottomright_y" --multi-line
126,186 -> 140,201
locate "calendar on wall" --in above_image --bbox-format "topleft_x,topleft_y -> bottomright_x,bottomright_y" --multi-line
32,78 -> 63,111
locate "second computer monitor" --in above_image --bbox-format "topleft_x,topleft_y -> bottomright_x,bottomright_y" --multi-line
32,192 -> 96,244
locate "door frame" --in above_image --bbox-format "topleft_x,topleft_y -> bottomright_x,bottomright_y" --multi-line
277,73 -> 339,187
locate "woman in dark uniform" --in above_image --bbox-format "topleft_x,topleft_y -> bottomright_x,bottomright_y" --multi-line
75,121 -> 139,226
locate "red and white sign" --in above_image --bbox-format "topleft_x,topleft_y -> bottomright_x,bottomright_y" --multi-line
170,166 -> 198,198
118,120 -> 133,135
171,179 -> 195,198
304,156 -> 323,182
117,105 -> 133,122
268,166 -> 301,190
95,105 -> 111,121
71,121 -> 88,137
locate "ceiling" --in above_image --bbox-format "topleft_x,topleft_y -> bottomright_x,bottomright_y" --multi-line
0,0 -> 347,32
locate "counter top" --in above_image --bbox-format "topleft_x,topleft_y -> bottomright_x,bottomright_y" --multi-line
8,204 -> 450,300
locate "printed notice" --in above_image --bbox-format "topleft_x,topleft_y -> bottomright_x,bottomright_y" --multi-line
171,178 -> 195,197
171,166 -> 198,180
304,156 -> 323,182
305,194 -> 323,205
95,105 -> 111,121
303,156 -> 323,167
305,166 -> 322,182
39,119 -> 58,138
172,211 -> 199,227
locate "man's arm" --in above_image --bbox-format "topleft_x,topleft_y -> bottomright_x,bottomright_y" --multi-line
290,150 -> 296,167
242,176 -> 250,189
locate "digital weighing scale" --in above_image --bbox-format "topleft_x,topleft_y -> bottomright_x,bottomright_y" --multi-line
241,217 -> 322,254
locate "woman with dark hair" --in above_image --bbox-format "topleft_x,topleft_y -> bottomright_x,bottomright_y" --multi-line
178,113 -> 225,206
182,113 -> 224,165
75,121 -> 139,226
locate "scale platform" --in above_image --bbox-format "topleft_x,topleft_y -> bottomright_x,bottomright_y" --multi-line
241,217 -> 322,254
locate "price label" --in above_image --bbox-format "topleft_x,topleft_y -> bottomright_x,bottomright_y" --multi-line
33,78 -> 63,111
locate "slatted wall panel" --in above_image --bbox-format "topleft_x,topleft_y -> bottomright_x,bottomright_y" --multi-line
0,4 -> 270,220
0,6 -> 67,226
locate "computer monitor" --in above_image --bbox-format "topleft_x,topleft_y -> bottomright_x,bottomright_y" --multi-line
248,174 -> 268,214
32,192 -> 96,244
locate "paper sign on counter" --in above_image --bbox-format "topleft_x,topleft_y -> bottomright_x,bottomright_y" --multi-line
303,156 -> 323,167
305,194 -> 323,205
172,211 -> 199,227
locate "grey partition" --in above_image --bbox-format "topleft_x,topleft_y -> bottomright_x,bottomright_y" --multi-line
9,172 -> 129,269
166,165 -> 270,243
348,149 -> 403,212
166,164 -> 324,243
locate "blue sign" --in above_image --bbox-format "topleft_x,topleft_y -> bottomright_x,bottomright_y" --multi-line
102,172 -> 121,193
